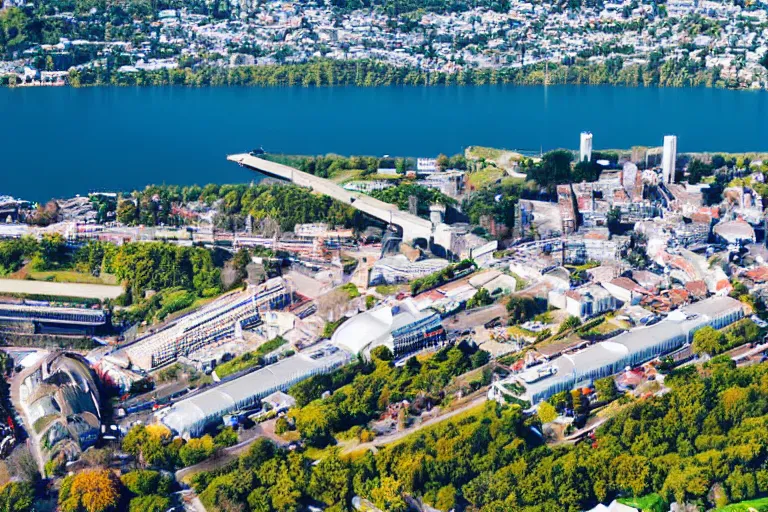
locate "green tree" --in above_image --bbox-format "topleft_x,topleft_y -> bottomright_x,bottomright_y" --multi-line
692,326 -> 726,355
572,160 -> 601,182
117,199 -> 138,225
594,377 -> 619,402
528,150 -> 574,193
121,470 -> 171,497
467,287 -> 494,309
292,402 -> 334,447
434,484 -> 457,511
436,154 -> 450,171
128,496 -> 170,512
538,401 -> 558,423
370,476 -> 408,512
0,482 -> 34,512
687,159 -> 713,185
371,345 -> 393,362
558,315 -> 582,334
309,451 -> 351,507
179,435 -> 215,467
506,296 -> 538,324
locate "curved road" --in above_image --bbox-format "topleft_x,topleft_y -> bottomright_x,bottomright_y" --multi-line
342,392 -> 489,455
175,418 -> 284,481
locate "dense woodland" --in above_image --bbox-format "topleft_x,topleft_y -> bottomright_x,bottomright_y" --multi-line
176,357 -> 768,512
116,182 -> 365,232
45,58 -> 741,89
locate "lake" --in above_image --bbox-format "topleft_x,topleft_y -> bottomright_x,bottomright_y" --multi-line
2,85 -> 768,202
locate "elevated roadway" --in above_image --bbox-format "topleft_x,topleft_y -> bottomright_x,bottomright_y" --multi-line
227,154 -> 433,242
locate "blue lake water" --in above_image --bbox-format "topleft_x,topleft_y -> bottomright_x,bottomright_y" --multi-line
2,85 -> 768,202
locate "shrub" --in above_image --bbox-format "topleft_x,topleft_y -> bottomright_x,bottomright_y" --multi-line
128,495 -> 170,512
179,435 -> 215,467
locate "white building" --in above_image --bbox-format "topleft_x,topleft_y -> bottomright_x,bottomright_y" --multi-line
369,254 -> 450,286
332,299 -> 446,358
662,135 -> 677,184
495,295 -> 743,404
342,181 -> 394,193
580,132 -> 593,162
417,158 -> 438,173
563,284 -> 616,319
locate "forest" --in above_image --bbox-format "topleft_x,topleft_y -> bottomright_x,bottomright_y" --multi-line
54,57 -> 737,90
179,357 -> 768,512
116,182 -> 365,232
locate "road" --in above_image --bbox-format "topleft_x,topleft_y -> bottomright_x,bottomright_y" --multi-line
342,393 -> 489,455
228,154 -> 433,242
175,418 -> 284,481
0,278 -> 123,300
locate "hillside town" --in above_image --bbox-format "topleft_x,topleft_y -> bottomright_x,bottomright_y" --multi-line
1,135 -> 768,511
2,0 -> 768,88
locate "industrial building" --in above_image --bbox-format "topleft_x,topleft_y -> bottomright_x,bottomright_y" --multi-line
18,352 -> 101,464
157,343 -> 350,438
368,255 -> 450,286
124,278 -> 292,370
494,296 -> 743,404
332,299 -> 446,358
0,303 -> 108,335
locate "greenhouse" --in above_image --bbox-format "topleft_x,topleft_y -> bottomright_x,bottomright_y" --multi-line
158,343 -> 350,438
503,295 -> 744,404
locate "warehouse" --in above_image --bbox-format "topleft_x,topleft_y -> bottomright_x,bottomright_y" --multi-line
157,342 -> 350,438
497,296 -> 743,404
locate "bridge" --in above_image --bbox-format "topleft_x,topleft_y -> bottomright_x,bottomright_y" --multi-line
227,154 -> 433,243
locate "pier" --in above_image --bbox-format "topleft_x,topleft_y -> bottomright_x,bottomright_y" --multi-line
227,154 -> 433,242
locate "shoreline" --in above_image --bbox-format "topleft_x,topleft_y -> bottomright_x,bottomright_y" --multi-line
3,59 -> 766,91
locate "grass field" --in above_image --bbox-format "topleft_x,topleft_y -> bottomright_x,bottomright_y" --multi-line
617,493 -> 666,512
28,270 -> 118,285
466,146 -> 504,161
717,497 -> 768,511
466,146 -> 527,169
467,166 -> 505,190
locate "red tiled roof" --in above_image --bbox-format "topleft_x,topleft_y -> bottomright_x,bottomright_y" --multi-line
685,280 -> 708,299
610,277 -> 642,292
745,266 -> 768,283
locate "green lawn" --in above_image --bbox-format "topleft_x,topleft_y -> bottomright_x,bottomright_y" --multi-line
375,284 -> 402,296
215,337 -> 288,379
717,497 -> 768,511
466,146 -> 504,161
617,493 -> 666,512
28,270 -> 118,285
467,166 -> 505,189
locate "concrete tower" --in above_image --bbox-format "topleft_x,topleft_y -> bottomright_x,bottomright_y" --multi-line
662,135 -> 677,184
580,132 -> 593,162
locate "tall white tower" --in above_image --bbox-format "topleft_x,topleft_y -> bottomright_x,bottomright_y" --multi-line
580,132 -> 593,162
662,135 -> 677,184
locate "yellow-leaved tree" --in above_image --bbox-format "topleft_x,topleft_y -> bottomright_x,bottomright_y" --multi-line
59,469 -> 122,512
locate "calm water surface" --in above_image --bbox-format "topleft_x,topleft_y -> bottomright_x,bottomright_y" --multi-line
2,85 -> 767,202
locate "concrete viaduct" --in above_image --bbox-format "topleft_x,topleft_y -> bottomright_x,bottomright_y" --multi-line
227,153 -> 434,242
